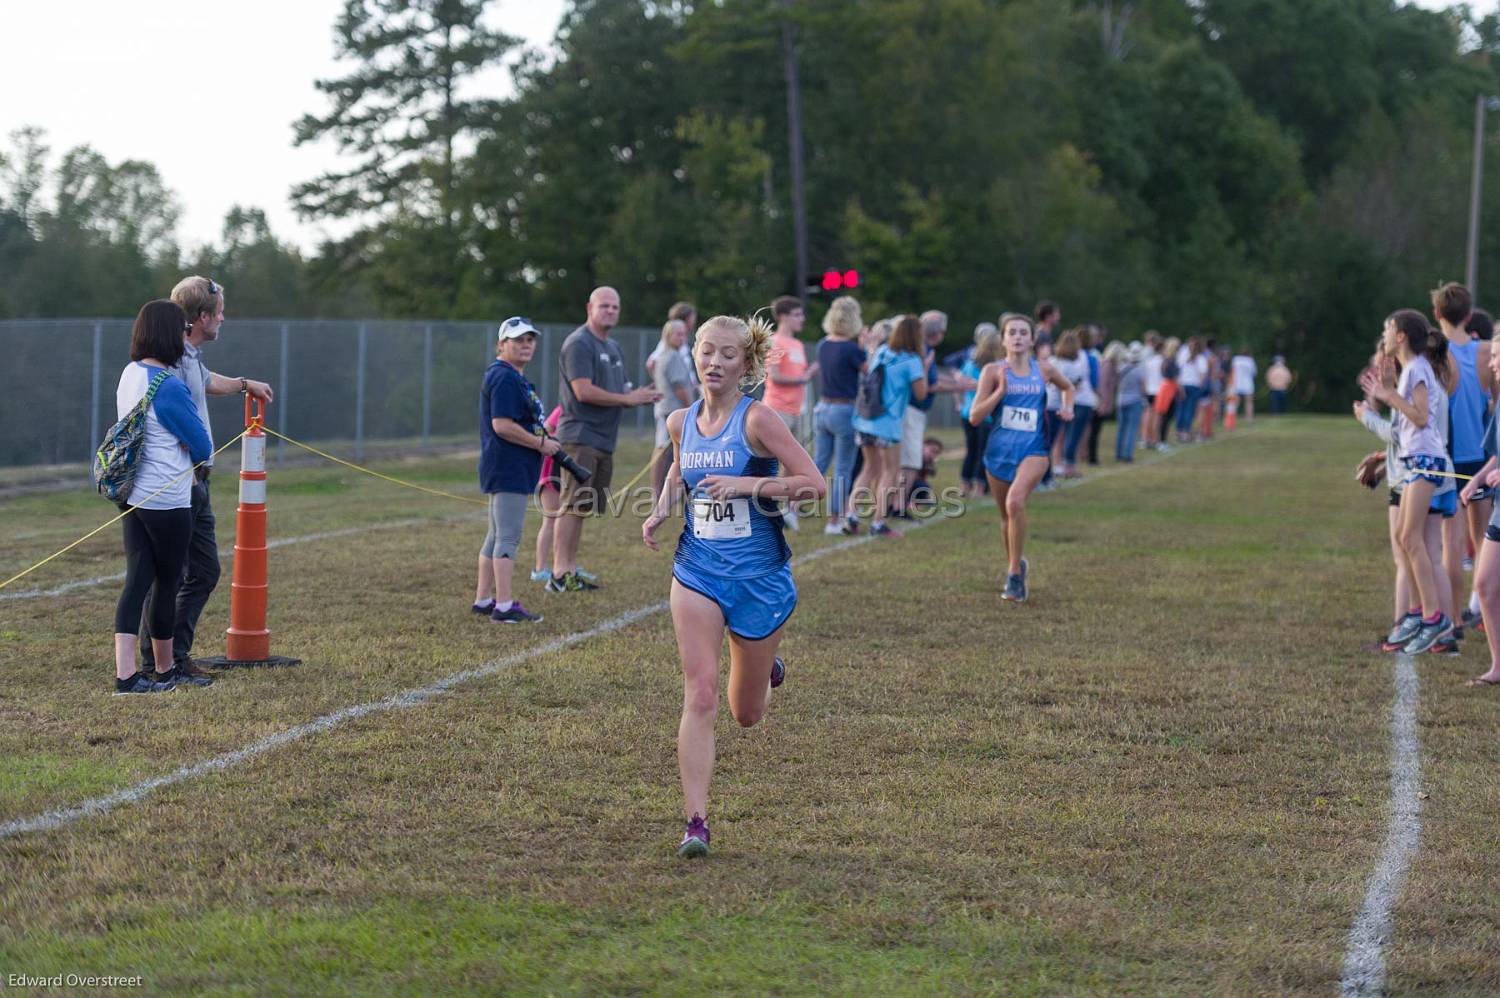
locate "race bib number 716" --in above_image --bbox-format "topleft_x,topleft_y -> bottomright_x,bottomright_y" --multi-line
1000,405 -> 1038,433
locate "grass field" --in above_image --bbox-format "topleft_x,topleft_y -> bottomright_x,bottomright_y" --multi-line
2,416 -> 1498,994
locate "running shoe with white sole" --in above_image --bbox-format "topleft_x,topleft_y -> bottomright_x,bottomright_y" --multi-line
113,672 -> 176,695
491,601 -> 543,624
770,656 -> 785,689
1386,612 -> 1423,648
823,523 -> 845,536
545,573 -> 599,593
1001,573 -> 1025,602
529,569 -> 552,584
1404,613 -> 1452,655
678,814 -> 710,858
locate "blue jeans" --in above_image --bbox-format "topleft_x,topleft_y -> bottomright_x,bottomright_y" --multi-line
814,402 -> 858,517
1115,401 -> 1143,461
1176,385 -> 1202,433
1270,389 -> 1287,414
1063,405 -> 1094,465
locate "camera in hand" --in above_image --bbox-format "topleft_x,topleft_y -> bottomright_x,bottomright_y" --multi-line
553,446 -> 592,485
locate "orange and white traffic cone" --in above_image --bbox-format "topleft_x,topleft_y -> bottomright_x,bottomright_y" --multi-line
201,396 -> 301,670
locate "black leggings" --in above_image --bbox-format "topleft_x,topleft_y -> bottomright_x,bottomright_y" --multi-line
961,420 -> 992,485
114,507 -> 192,638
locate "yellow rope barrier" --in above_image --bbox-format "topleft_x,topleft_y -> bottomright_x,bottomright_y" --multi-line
0,431 -> 246,593
259,428 -> 490,507
2,429 -> 660,594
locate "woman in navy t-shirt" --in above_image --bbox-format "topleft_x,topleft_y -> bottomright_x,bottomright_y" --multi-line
812,295 -> 866,535
474,317 -> 560,624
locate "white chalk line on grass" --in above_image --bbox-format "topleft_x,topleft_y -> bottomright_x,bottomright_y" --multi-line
1339,654 -> 1423,997
0,432 -> 1242,842
0,529 -> 886,842
0,514 -> 482,602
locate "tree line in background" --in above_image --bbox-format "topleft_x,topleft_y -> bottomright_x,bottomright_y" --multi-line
5,0 -> 1500,411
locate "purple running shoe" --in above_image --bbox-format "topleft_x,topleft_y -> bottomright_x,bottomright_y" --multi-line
677,814 -> 710,858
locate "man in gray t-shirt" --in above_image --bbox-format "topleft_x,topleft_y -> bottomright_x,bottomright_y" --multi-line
547,286 -> 660,592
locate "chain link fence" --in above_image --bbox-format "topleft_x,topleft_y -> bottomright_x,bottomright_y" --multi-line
0,318 -> 966,471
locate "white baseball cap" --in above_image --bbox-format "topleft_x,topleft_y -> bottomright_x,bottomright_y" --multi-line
498,316 -> 539,341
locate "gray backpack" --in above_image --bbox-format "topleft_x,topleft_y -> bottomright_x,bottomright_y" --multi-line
856,352 -> 887,421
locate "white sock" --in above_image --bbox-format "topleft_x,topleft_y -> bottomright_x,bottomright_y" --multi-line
1470,591 -> 1481,615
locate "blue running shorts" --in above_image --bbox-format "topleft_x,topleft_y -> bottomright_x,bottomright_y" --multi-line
672,562 -> 798,641
984,450 -> 1046,484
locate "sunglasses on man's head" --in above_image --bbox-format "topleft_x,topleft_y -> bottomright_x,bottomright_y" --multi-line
206,279 -> 220,296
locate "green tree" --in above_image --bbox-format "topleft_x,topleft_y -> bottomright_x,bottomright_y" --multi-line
293,0 -> 518,312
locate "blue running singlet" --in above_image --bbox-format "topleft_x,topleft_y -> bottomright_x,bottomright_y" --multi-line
674,396 -> 791,580
1449,339 -> 1488,464
982,359 -> 1049,483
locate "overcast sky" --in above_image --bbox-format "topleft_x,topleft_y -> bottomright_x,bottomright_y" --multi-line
0,0 -> 1489,254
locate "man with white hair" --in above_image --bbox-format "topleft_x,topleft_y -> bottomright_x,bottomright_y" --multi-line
141,276 -> 273,680
548,286 -> 660,592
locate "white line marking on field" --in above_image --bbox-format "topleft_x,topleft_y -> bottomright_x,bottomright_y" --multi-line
0,431 -> 1240,841
1339,654 -> 1423,997
0,515 -> 482,602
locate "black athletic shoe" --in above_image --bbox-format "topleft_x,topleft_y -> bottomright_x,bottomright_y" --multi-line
472,599 -> 496,615
161,666 -> 212,688
545,573 -> 599,593
770,656 -> 785,688
114,672 -> 176,695
491,601 -> 543,624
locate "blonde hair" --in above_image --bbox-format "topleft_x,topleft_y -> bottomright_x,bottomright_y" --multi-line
696,314 -> 776,390
171,275 -> 223,322
658,317 -> 687,354
822,295 -> 862,339
1054,328 -> 1082,360
974,329 -> 1005,365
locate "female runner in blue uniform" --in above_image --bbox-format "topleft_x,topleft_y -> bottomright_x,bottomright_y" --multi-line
642,314 -> 827,858
969,312 -> 1075,602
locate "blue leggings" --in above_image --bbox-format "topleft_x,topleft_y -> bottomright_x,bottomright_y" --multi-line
1175,385 -> 1202,432
1063,405 -> 1094,464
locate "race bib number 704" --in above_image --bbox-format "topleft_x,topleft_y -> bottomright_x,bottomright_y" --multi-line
1000,405 -> 1038,433
692,496 -> 752,540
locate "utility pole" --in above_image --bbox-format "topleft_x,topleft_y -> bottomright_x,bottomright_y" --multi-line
1465,95 -> 1500,297
780,1 -> 810,303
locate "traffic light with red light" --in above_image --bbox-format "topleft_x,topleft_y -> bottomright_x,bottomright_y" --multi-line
812,268 -> 860,294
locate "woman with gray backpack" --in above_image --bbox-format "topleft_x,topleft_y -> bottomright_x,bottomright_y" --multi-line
849,315 -> 931,537
108,300 -> 212,694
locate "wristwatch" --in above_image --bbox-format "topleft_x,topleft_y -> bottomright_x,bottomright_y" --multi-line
239,377 -> 249,393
